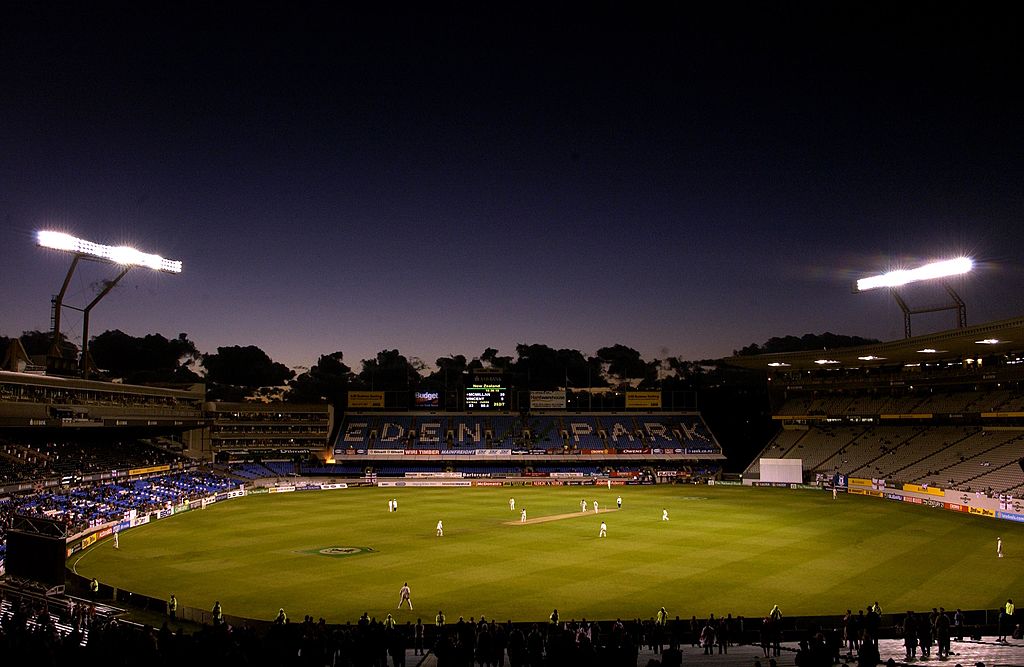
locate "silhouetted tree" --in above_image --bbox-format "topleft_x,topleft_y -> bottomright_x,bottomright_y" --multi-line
287,351 -> 353,403
355,349 -> 421,390
511,344 -> 604,390
89,330 -> 200,383
202,345 -> 294,398
734,332 -> 881,356
422,355 -> 469,391
596,344 -> 659,387
19,329 -> 78,360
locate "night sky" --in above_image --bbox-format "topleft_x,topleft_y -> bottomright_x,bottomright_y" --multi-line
2,4 -> 1021,372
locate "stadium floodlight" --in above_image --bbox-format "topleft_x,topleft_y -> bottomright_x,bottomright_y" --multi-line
851,258 -> 970,293
976,338 -> 1002,345
814,359 -> 840,365
36,229 -> 182,377
855,257 -> 972,292
37,230 -> 182,273
855,256 -> 974,338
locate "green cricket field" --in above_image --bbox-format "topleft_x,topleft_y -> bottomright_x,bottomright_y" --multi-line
69,484 -> 1022,623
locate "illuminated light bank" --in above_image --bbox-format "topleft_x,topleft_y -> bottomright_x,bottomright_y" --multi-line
37,230 -> 182,274
856,257 -> 972,292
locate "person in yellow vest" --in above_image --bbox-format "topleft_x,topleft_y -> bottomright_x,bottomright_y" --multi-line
90,578 -> 99,601
657,607 -> 668,626
1002,599 -> 1015,641
384,613 -> 397,629
212,601 -> 223,626
274,608 -> 288,625
167,594 -> 177,621
435,610 -> 445,627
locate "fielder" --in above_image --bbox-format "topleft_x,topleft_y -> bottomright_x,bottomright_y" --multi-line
399,582 -> 413,609
594,500 -> 599,513
662,508 -> 669,521
599,521 -> 607,538
998,536 -> 1004,558
521,508 -> 527,523
436,520 -> 444,537
617,495 -> 622,509
509,498 -> 515,511
113,532 -> 119,549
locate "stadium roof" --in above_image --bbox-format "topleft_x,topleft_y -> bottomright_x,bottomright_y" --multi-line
724,316 -> 1024,372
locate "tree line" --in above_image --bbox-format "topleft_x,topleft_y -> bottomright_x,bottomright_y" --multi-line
1,328 -> 877,403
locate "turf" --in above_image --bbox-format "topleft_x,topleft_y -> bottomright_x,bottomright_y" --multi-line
69,485 -> 1023,624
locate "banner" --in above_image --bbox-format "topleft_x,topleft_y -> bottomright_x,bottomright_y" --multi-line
477,449 -> 513,456
903,483 -> 943,496
128,464 -> 171,476
625,391 -> 662,409
348,391 -> 385,408
530,391 -> 566,409
377,480 -> 472,487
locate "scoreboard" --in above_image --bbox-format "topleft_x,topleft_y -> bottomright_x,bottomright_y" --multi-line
465,384 -> 507,410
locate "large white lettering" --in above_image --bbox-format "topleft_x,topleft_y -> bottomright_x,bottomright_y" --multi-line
457,422 -> 482,443
570,422 -> 593,442
419,422 -> 441,443
607,422 -> 635,442
677,422 -> 699,441
379,423 -> 405,442
643,422 -> 672,441
344,422 -> 368,442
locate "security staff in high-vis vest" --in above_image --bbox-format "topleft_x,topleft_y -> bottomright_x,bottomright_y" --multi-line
90,578 -> 99,600
436,610 -> 445,627
168,594 -> 177,620
384,613 -> 397,629
657,607 -> 668,626
212,601 -> 223,626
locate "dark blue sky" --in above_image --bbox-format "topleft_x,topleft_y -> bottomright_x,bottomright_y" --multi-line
2,4 -> 1022,371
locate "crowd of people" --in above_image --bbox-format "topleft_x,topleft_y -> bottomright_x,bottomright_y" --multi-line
4,590 -> 1014,667
1,470 -> 239,538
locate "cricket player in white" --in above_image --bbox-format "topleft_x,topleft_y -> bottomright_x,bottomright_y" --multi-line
662,508 -> 669,521
399,582 -> 413,609
521,508 -> 527,522
581,499 -> 588,512
617,495 -> 622,509
998,536 -> 1003,558
436,520 -> 444,537
599,521 -> 607,537
113,532 -> 119,549
388,499 -> 394,512
509,498 -> 515,511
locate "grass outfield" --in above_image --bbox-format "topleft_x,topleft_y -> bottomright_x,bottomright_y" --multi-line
70,485 -> 1023,623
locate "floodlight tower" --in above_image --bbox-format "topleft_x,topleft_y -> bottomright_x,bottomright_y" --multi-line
855,257 -> 973,338
36,231 -> 182,378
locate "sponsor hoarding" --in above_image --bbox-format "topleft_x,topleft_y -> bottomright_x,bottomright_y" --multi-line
530,391 -> 566,409
348,391 -> 385,408
625,391 -> 662,409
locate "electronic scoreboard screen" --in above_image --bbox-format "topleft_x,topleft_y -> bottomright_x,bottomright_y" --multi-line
465,384 -> 507,410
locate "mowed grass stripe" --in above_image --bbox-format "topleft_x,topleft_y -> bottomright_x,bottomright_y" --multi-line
72,485 -> 1024,623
